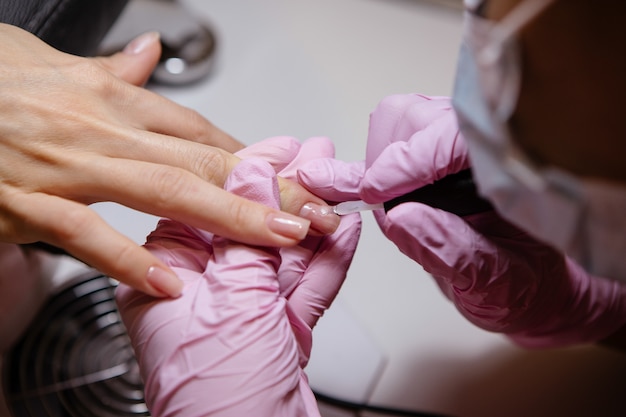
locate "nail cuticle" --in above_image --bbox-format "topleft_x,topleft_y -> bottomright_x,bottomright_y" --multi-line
299,202 -> 341,234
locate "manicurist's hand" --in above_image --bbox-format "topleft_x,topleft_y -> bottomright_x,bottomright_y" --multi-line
116,137 -> 360,416
299,94 -> 626,348
0,24 -> 337,298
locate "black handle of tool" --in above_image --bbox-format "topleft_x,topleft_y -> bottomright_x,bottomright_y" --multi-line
383,169 -> 493,216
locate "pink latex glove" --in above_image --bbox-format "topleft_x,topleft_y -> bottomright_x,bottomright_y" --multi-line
298,94 -> 626,348
116,136 -> 361,417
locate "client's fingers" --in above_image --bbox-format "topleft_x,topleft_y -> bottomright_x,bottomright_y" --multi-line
8,192 -> 183,298
92,32 -> 162,87
128,90 -> 244,153
207,158 -> 283,301
90,158 -> 311,247
236,136 -> 340,234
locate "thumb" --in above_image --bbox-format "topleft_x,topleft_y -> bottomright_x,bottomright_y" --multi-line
297,158 -> 365,203
92,32 -> 162,86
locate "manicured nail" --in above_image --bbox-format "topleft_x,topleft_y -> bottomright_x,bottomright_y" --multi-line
266,213 -> 310,240
123,32 -> 160,55
299,202 -> 340,234
146,266 -> 183,297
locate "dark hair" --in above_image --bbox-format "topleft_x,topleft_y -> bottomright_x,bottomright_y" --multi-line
0,0 -> 128,56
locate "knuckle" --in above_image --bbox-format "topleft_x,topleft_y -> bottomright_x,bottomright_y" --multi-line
225,198 -> 258,237
215,194 -> 262,237
73,60 -> 105,84
107,241 -> 140,278
184,110 -> 209,139
147,166 -> 192,207
191,149 -> 229,185
47,205 -> 97,243
74,60 -> 120,98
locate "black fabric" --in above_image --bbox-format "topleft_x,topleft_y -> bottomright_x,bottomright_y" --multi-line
0,0 -> 129,56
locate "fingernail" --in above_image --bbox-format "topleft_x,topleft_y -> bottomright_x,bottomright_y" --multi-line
266,213 -> 310,240
146,266 -> 183,297
123,32 -> 160,55
299,202 -> 340,234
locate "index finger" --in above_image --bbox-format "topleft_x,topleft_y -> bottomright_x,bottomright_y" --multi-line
361,113 -> 470,203
125,86 -> 245,153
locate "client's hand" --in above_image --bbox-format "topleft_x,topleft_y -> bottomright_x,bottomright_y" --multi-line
0,24 -> 337,298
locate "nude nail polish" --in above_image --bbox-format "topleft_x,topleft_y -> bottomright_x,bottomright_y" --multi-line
266,213 -> 310,240
146,266 -> 183,298
123,31 -> 160,55
299,202 -> 341,234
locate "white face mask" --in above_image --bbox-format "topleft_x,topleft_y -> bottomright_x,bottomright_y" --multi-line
452,0 -> 626,281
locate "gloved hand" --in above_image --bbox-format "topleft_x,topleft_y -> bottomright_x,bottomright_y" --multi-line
116,136 -> 361,416
298,94 -> 626,348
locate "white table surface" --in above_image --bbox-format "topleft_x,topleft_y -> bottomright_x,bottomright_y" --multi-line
91,1 -> 626,416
